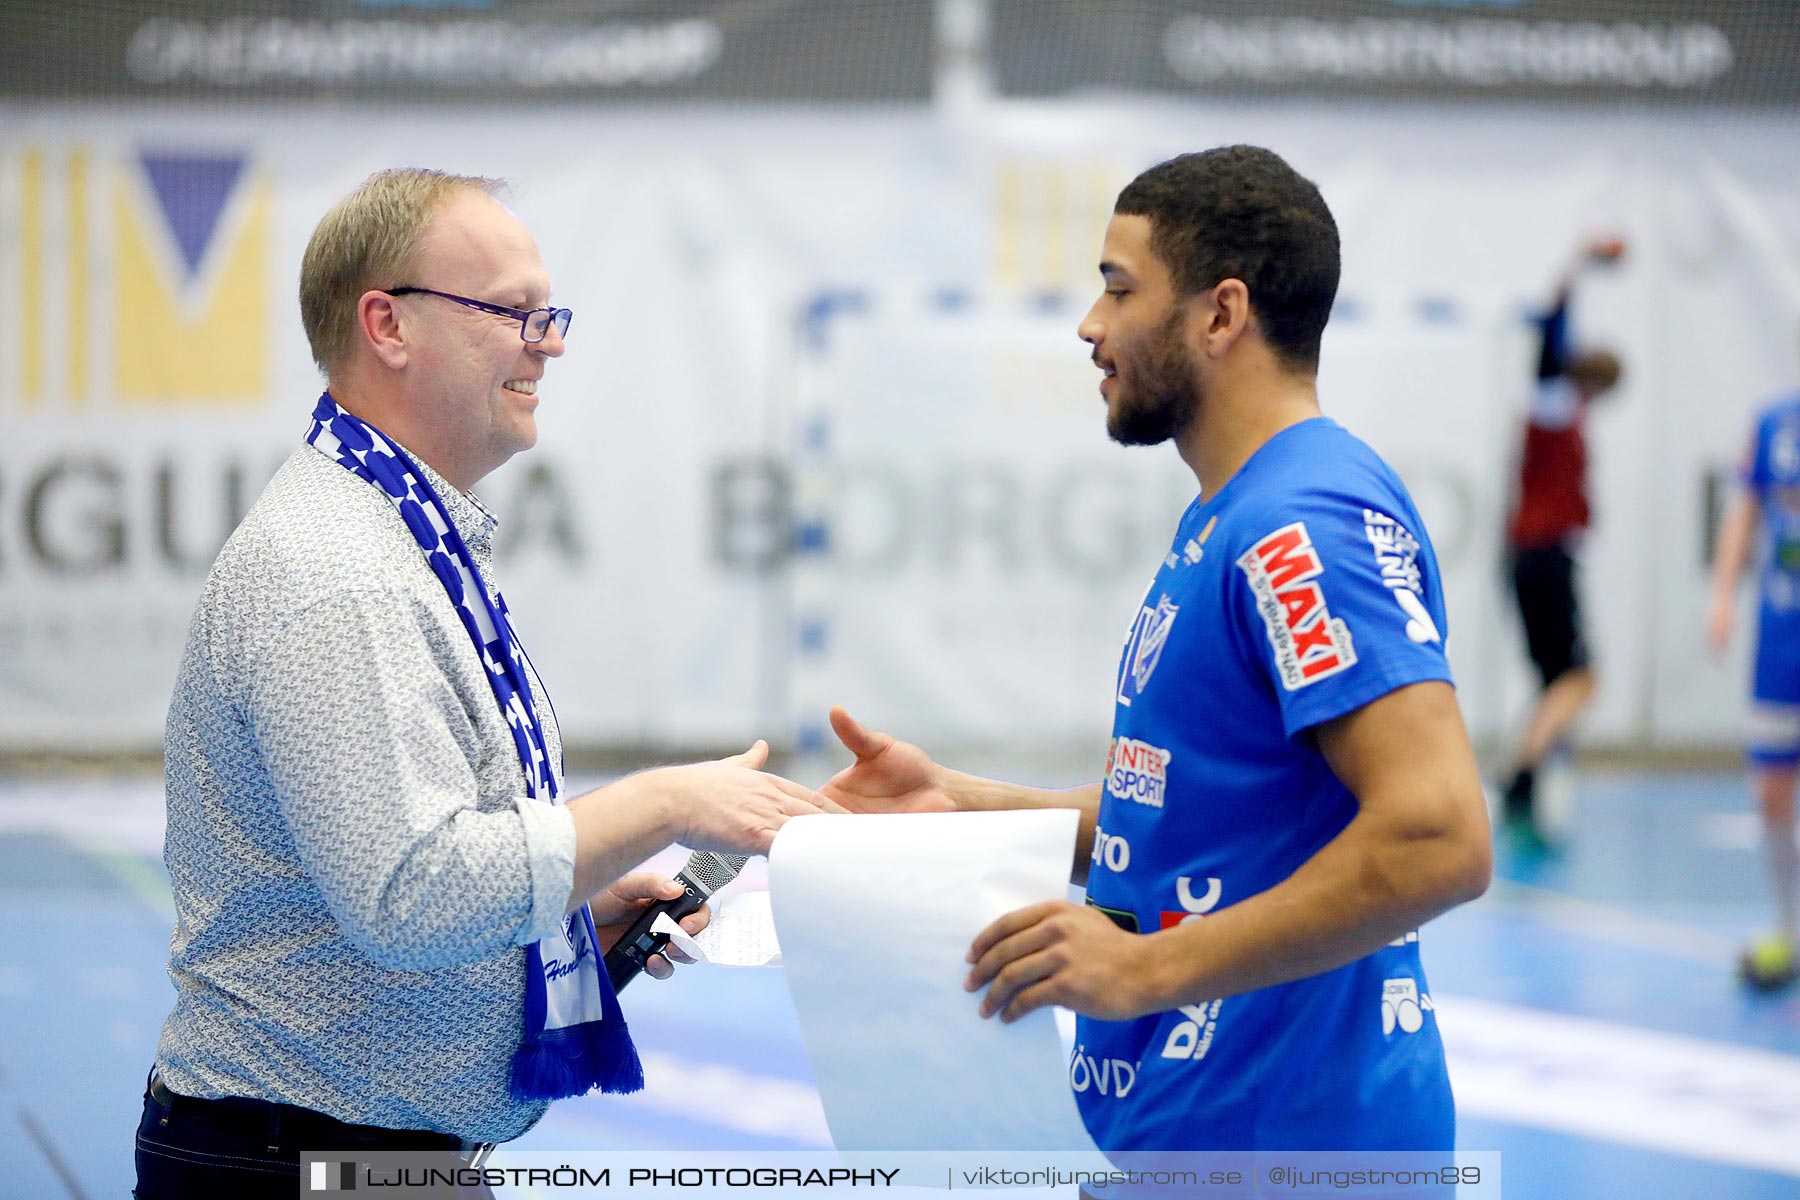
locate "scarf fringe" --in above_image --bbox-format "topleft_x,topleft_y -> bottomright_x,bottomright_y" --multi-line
510,1020 -> 645,1102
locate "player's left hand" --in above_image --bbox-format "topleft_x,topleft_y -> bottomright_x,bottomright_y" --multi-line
1706,592 -> 1736,656
589,870 -> 711,981
965,900 -> 1160,1023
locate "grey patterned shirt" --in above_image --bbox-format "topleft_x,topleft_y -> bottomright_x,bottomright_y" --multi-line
155,441 -> 578,1142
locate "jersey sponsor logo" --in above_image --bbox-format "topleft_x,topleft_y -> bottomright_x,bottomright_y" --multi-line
1381,978 -> 1431,1036
1117,594 -> 1179,706
1159,879 -> 1226,1061
1159,875 -> 1222,929
1183,538 -> 1204,564
1393,589 -> 1442,645
1087,900 -> 1139,933
1237,522 -> 1357,689
1160,1000 -> 1223,1062
1090,825 -> 1130,874
1104,737 -> 1172,808
1363,509 -> 1441,645
1069,1046 -> 1137,1098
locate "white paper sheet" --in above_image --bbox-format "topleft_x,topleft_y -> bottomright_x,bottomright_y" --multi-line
649,912 -> 708,963
768,810 -> 1108,1155
651,891 -> 783,967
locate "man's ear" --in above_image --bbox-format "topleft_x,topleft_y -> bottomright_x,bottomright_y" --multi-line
357,290 -> 408,370
1198,278 -> 1253,359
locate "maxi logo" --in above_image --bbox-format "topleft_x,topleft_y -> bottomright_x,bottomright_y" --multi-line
1363,509 -> 1440,645
1116,594 -> 1179,706
1236,522 -> 1357,690
1104,737 -> 1172,808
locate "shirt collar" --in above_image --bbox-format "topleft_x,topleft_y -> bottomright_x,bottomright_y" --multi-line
403,450 -> 500,554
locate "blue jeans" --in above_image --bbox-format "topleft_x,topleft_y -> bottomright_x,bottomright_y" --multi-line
134,1073 -> 495,1199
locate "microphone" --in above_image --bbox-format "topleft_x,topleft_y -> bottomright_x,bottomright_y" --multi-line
603,850 -> 748,992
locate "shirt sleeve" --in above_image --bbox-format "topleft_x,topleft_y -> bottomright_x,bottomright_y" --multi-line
244,587 -> 576,970
1535,290 -> 1571,381
1228,490 -> 1454,739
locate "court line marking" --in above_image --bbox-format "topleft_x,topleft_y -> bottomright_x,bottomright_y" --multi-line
1698,812 -> 1800,852
1440,993 -> 1800,1178
1479,878 -> 1737,968
17,1106 -> 91,1200
601,1002 -> 1800,1179
7,779 -> 1793,1177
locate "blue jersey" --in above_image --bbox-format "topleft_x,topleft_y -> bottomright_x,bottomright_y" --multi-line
1077,418 -> 1456,1152
1745,397 -> 1800,636
1742,394 -> 1800,718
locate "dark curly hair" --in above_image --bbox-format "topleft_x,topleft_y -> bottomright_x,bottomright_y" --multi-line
1116,146 -> 1339,372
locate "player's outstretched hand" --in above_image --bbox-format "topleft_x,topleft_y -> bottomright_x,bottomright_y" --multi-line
589,870 -> 710,980
1586,235 -> 1626,263
965,900 -> 1159,1023
820,707 -> 956,814
641,741 -> 846,857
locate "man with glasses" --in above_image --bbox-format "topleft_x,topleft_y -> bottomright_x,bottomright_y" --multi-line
135,169 -> 840,1198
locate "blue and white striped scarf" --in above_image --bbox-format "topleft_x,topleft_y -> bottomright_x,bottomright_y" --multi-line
306,392 -> 643,1101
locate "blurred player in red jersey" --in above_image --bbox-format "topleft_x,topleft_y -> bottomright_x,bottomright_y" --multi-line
1500,237 -> 1625,851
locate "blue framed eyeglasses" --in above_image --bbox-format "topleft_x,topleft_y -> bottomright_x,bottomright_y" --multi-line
386,287 -> 572,344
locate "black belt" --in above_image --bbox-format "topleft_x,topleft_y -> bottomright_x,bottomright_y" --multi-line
148,1074 -> 497,1168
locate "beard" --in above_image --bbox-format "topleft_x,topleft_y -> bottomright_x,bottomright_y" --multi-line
1106,307 -> 1200,447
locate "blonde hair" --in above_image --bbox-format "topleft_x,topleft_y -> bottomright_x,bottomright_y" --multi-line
299,168 -> 505,374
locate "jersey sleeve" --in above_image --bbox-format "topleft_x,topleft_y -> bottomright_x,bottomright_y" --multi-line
1743,417 -> 1772,497
1228,490 -> 1455,739
1534,290 -> 1572,381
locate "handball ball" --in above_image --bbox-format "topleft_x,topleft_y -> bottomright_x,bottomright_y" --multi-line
1587,236 -> 1626,263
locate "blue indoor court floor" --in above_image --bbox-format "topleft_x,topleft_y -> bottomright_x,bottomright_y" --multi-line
1,768 -> 1797,1200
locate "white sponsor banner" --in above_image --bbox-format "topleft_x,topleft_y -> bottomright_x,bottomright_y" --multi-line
1,104 -> 1798,752
0,112 -> 959,751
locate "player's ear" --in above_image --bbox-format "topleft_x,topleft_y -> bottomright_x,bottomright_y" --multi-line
1198,278 -> 1252,359
359,290 -> 409,370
